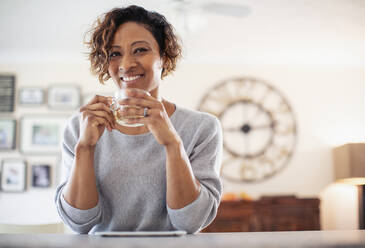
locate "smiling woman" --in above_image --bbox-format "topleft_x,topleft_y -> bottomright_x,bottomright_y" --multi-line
85,6 -> 181,84
54,5 -> 223,235
108,23 -> 162,90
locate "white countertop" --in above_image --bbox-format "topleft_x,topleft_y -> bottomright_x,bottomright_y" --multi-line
1,230 -> 365,248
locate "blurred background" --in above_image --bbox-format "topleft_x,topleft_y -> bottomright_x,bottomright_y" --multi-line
0,0 -> 365,233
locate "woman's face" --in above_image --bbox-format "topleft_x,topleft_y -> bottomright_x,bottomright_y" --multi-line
108,21 -> 164,93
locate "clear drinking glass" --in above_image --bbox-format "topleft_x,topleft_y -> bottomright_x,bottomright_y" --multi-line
110,88 -> 147,127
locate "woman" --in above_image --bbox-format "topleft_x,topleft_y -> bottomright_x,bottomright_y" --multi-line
55,5 -> 222,234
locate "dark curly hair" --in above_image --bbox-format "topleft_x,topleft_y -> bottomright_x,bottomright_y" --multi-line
85,5 -> 182,84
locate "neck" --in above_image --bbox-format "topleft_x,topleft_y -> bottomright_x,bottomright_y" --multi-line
149,87 -> 161,101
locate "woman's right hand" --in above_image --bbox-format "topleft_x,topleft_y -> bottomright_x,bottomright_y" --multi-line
77,95 -> 115,148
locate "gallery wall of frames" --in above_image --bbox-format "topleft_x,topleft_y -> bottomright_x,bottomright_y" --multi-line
0,74 -> 96,192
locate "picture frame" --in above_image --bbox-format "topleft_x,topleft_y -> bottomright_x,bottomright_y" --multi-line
48,85 -> 80,110
0,119 -> 16,150
0,159 -> 27,192
19,87 -> 44,105
32,164 -> 51,188
0,75 -> 16,112
55,156 -> 63,186
20,115 -> 68,154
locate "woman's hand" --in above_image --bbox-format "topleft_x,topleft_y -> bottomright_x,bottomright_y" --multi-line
77,95 -> 115,148
118,89 -> 179,146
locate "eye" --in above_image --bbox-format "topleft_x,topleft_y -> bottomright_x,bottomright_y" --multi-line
109,51 -> 121,58
134,47 -> 148,54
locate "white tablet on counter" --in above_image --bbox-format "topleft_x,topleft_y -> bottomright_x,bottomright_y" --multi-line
94,230 -> 187,237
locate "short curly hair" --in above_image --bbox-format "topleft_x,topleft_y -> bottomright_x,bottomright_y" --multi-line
85,5 -> 182,84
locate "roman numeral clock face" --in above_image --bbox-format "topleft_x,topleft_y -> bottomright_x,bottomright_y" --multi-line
198,77 -> 297,182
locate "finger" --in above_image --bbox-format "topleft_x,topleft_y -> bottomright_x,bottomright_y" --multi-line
142,108 -> 159,119
122,108 -> 157,124
86,94 -> 113,106
118,97 -> 162,110
85,114 -> 113,131
118,106 -> 145,118
83,110 -> 114,129
91,110 -> 115,128
80,102 -> 113,115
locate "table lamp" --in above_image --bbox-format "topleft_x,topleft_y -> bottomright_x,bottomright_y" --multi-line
333,143 -> 365,229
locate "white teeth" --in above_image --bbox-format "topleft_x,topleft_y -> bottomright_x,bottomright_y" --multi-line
122,75 -> 142,82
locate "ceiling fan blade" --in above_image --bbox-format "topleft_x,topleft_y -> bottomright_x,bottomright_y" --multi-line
201,2 -> 251,18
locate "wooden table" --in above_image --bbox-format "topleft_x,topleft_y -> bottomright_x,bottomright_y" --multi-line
1,230 -> 365,248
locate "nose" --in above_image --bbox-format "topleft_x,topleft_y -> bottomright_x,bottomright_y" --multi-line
118,53 -> 137,73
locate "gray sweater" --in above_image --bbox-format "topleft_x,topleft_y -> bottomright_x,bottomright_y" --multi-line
55,105 -> 223,234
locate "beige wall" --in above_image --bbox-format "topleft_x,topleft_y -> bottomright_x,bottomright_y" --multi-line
0,61 -> 364,229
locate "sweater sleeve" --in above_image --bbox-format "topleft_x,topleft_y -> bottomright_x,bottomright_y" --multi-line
167,115 -> 223,234
54,114 -> 102,234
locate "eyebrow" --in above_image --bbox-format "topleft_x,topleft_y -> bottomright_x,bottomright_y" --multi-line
111,40 -> 151,49
131,40 -> 151,46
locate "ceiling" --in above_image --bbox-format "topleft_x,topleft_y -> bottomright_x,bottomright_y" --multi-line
1,0 -> 364,66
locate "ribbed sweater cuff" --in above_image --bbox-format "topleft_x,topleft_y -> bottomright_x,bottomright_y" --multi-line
60,191 -> 100,224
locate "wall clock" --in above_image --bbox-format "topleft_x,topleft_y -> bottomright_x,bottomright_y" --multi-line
198,77 -> 297,182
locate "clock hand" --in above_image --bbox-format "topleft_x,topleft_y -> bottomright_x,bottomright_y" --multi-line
249,122 -> 275,130
224,123 -> 252,134
244,131 -> 250,158
223,127 -> 241,132
242,102 -> 248,123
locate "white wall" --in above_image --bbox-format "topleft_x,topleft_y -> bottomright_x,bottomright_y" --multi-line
0,60 -> 364,229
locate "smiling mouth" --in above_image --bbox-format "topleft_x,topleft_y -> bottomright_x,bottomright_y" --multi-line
120,74 -> 144,83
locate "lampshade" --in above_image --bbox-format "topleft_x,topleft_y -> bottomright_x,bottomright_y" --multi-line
332,143 -> 365,185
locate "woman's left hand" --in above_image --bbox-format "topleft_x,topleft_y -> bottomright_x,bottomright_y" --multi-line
117,88 -> 179,147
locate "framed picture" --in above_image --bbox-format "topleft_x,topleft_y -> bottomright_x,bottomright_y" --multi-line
48,85 -> 80,110
20,115 -> 68,154
32,164 -> 51,188
0,75 -> 15,112
55,156 -> 63,186
0,159 -> 27,192
19,87 -> 44,105
0,119 -> 16,150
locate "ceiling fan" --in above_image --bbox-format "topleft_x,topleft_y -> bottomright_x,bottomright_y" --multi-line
165,0 -> 250,17
159,0 -> 251,35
